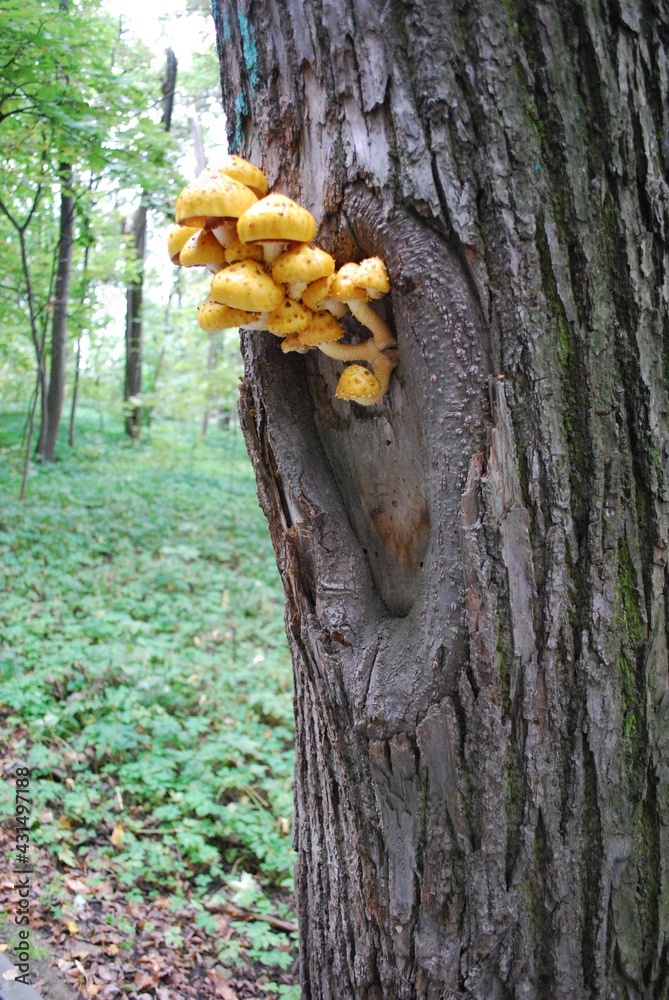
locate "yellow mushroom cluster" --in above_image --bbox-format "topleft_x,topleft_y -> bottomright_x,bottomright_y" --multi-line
167,155 -> 397,406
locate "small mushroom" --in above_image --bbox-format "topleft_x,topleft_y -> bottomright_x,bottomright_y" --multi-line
179,229 -> 227,272
335,352 -> 398,407
301,275 -> 347,318
266,297 -> 314,337
224,236 -> 265,265
330,259 -> 395,350
210,259 -> 285,313
335,364 -> 383,404
197,296 -> 261,333
297,311 -> 344,347
271,243 -> 335,300
176,169 -> 258,231
237,194 -> 317,267
216,154 -> 269,199
167,224 -> 200,264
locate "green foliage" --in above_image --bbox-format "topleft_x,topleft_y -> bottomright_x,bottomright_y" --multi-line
0,413 -> 295,906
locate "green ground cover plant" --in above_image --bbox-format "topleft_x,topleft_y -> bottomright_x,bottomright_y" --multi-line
0,410 -> 298,991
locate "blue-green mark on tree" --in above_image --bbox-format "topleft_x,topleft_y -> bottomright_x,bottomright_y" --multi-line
238,12 -> 259,89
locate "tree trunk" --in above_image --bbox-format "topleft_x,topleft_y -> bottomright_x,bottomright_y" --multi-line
213,1 -> 669,997
124,200 -> 147,439
36,162 -> 74,461
124,47 -> 177,438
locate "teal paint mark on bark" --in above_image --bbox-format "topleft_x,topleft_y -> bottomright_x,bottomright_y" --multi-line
222,12 -> 232,41
238,13 -> 259,89
233,91 -> 248,151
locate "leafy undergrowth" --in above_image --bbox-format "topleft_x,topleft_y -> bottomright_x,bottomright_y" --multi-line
0,411 -> 299,999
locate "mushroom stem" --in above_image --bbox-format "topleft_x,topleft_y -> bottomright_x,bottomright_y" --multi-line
261,243 -> 285,268
240,312 -> 270,331
287,280 -> 307,300
317,338 -> 381,364
212,220 -> 237,247
347,299 -> 396,350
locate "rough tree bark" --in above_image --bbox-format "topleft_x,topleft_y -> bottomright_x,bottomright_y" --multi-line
124,48 -> 177,438
212,1 -> 669,997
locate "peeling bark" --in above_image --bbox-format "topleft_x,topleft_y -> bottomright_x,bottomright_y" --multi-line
214,1 -> 669,996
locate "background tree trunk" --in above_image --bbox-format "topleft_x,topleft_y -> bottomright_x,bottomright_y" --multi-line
124,47 -> 177,438
36,162 -> 74,461
213,1 -> 669,997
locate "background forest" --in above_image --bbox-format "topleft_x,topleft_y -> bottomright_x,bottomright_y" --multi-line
0,2 -> 297,997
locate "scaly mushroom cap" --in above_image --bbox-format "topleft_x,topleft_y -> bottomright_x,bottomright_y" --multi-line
355,257 -> 390,298
179,229 -> 228,268
330,258 -> 390,301
297,311 -> 344,346
216,155 -> 268,199
237,194 -> 317,245
197,296 -> 260,333
176,170 -> 258,228
167,224 -> 199,264
266,297 -> 313,336
210,259 -> 285,312
271,243 -> 335,285
224,237 -> 265,265
335,364 -> 383,402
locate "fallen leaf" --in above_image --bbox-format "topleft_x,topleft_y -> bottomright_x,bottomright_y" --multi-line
66,920 -> 79,935
208,966 -> 239,999
110,823 -> 124,848
135,971 -> 156,989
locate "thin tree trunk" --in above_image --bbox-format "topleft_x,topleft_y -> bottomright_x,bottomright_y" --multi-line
68,243 -> 90,447
214,1 -> 669,998
124,47 -> 177,438
124,200 -> 147,438
36,161 -> 74,461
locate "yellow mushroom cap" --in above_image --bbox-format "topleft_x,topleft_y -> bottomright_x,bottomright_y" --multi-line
266,297 -> 313,336
167,224 -> 199,264
297,312 -> 344,346
331,258 -> 390,301
237,194 -> 317,245
224,236 -> 265,264
216,155 -> 269,198
179,229 -> 228,268
302,275 -> 334,310
210,259 -> 285,312
176,170 -> 258,227
197,296 -> 259,333
271,243 -> 335,284
355,257 -> 390,298
335,364 -> 383,401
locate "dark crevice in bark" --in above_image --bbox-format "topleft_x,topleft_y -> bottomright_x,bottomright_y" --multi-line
581,740 -> 604,998
530,811 -> 555,997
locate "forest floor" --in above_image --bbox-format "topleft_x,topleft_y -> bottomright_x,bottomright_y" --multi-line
0,411 -> 299,1000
